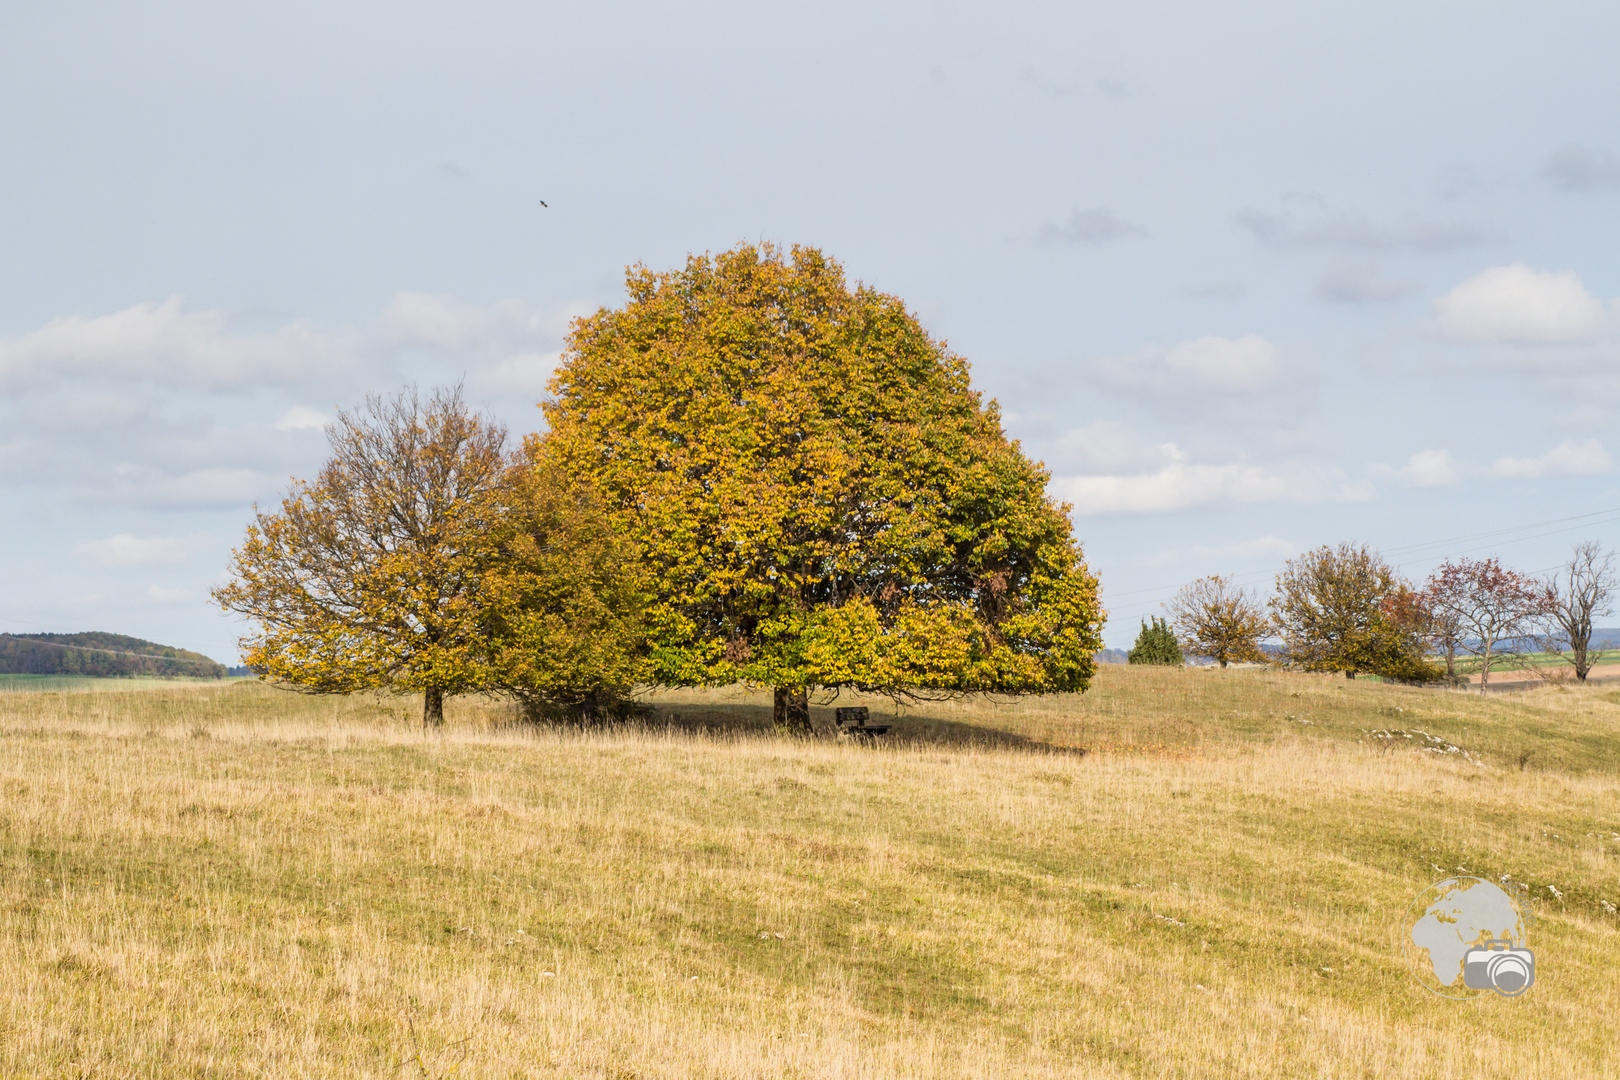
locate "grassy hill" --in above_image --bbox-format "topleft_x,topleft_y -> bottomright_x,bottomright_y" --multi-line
0,632 -> 226,679
0,669 -> 1616,1077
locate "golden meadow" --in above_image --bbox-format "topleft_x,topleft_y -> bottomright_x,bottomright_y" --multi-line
1,667 -> 1617,1078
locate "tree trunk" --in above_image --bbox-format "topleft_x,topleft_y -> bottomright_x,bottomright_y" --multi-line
773,686 -> 811,734
1344,669 -> 1355,679
424,686 -> 445,729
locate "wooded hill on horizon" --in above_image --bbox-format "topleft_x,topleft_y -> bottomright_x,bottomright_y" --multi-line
0,633 -> 226,679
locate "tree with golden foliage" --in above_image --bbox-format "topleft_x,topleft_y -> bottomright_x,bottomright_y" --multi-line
480,444 -> 650,722
542,243 -> 1105,731
1271,543 -> 1435,681
1167,575 -> 1269,668
214,385 -> 647,726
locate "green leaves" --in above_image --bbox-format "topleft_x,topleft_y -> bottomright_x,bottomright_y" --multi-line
1128,618 -> 1183,666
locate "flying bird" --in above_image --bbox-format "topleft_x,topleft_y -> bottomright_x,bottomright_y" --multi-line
539,200 -> 548,208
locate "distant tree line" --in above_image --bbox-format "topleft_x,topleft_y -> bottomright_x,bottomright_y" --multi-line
0,633 -> 227,679
1127,540 -> 1616,690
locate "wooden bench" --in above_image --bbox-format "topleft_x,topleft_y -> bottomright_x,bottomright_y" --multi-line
834,706 -> 891,737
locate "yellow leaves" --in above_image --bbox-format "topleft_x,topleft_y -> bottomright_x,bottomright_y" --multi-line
544,242 -> 1105,698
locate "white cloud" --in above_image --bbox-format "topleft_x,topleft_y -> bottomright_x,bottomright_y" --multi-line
1049,421 -> 1176,475
0,292 -> 580,400
74,533 -> 206,568
1396,449 -> 1460,488
377,292 -> 577,401
1487,439 -> 1615,479
0,298 -> 358,392
1090,335 -> 1310,424
0,292 -> 583,512
1157,335 -> 1283,390
274,406 -> 329,432
1050,446 -> 1326,515
1432,264 -> 1609,345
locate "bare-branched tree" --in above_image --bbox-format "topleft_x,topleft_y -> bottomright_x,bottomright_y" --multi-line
1167,575 -> 1269,668
1538,541 -> 1617,683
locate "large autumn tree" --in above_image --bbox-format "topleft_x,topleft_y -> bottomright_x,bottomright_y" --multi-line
540,243 -> 1104,730
214,385 -> 646,726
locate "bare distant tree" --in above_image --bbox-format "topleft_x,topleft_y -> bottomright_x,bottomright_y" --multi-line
1538,541 -> 1617,682
1422,557 -> 1553,691
1167,575 -> 1269,668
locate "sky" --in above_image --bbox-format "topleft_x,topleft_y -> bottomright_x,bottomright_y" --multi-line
3,0 -> 1620,661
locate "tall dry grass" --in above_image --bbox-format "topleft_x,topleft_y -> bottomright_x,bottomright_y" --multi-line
1,670 -> 1617,1077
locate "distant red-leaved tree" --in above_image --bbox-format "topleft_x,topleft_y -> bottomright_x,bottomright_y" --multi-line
1420,557 -> 1553,691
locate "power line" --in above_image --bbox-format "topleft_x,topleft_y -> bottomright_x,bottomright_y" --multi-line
1380,506 -> 1620,557
1099,506 -> 1618,618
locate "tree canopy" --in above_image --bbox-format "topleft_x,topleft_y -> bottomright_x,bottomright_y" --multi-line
540,243 -> 1105,729
1271,543 -> 1433,680
1422,557 -> 1550,690
214,385 -> 646,726
1167,575 -> 1268,668
214,386 -> 509,724
1127,617 -> 1182,666
481,443 -> 651,721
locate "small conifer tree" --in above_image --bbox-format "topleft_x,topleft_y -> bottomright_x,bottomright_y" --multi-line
1127,617 -> 1182,666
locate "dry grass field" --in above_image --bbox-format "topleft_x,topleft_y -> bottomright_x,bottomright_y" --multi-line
1,667 -> 1617,1078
